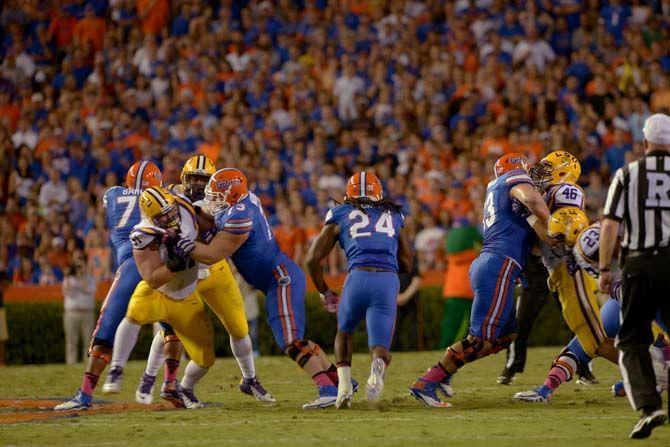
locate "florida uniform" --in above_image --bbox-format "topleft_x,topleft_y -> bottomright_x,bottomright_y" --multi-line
469,169 -> 536,341
91,186 -> 144,348
214,192 -> 305,348
325,203 -> 404,349
541,185 -> 607,358
126,197 -> 215,368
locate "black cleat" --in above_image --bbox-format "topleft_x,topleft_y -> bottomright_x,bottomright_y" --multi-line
497,369 -> 515,385
630,409 -> 666,439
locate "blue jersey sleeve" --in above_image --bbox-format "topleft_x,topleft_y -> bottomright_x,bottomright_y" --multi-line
103,187 -> 120,230
324,205 -> 346,226
215,203 -> 254,235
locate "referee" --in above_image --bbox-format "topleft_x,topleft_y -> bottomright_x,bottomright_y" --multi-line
599,113 -> 670,439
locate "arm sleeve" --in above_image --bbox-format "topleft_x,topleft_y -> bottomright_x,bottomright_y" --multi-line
603,168 -> 625,221
217,204 -> 254,235
130,227 -> 163,250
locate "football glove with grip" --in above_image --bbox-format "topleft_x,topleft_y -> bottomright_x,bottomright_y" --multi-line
164,234 -> 195,272
320,290 -> 340,314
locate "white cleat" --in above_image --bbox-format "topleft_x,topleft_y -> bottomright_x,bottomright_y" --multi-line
365,358 -> 386,404
513,386 -> 552,403
302,386 -> 337,409
135,373 -> 156,405
336,379 -> 353,409
438,382 -> 454,398
101,367 -> 123,394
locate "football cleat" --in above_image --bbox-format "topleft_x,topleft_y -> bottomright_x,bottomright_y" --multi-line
102,366 -> 123,394
135,373 -> 156,405
611,380 -> 626,397
54,389 -> 92,411
439,377 -> 454,397
575,364 -> 598,385
239,377 -> 276,402
178,385 -> 204,409
302,385 -> 337,410
160,380 -> 185,408
630,409 -> 667,439
513,385 -> 553,403
497,368 -> 515,385
336,376 -> 354,409
409,379 -> 452,408
365,358 -> 386,404
352,378 -> 359,393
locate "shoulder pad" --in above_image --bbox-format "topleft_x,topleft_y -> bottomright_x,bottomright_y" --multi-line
103,186 -> 122,207
130,226 -> 164,250
547,183 -> 584,211
325,205 -> 345,225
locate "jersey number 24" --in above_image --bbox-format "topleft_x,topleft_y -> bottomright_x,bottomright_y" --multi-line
349,210 -> 395,239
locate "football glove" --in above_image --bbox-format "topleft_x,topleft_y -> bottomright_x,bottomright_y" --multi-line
319,290 -> 340,314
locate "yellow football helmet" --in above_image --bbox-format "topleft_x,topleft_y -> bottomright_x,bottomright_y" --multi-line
181,155 -> 216,201
547,207 -> 590,247
140,186 -> 180,229
530,151 -> 581,190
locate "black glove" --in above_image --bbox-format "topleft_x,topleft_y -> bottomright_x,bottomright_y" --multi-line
164,233 -> 194,272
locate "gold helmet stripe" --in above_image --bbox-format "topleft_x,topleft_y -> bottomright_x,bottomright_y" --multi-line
145,187 -> 169,209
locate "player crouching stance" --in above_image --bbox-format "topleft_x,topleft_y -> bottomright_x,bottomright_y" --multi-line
172,168 -> 347,409
123,186 -> 215,408
410,154 -> 553,407
305,172 -> 413,408
514,215 -> 670,402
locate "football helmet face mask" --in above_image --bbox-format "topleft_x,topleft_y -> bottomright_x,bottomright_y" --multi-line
345,171 -> 383,201
204,168 -> 249,215
529,151 -> 580,191
547,206 -> 589,248
126,160 -> 162,190
181,155 -> 216,201
494,153 -> 529,178
139,187 -> 180,230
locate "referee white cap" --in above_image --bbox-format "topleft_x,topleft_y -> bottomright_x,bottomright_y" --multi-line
642,113 -> 670,145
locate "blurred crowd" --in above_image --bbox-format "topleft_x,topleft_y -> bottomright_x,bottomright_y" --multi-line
1,0 -> 670,285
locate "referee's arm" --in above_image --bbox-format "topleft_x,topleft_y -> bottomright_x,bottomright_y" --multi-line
599,168 -> 625,294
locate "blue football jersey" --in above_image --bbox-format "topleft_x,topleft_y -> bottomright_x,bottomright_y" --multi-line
325,203 -> 404,272
103,186 -> 143,266
480,169 -> 536,267
214,192 -> 287,290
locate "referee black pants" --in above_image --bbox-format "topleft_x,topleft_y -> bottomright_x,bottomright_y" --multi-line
503,255 -> 549,373
618,252 -> 670,412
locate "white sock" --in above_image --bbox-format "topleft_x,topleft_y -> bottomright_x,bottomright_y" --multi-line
230,336 -> 255,379
337,366 -> 352,393
145,331 -> 165,377
110,319 -> 141,369
180,361 -> 209,390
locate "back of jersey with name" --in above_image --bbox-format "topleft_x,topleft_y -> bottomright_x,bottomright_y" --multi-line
104,186 -> 143,266
326,203 -> 404,272
214,192 -> 285,290
480,169 -> 536,267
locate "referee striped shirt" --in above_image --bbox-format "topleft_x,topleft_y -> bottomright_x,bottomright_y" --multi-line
603,151 -> 670,250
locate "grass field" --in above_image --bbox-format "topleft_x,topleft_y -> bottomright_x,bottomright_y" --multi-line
0,347 -> 668,447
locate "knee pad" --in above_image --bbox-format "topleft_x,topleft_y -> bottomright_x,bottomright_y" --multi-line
91,337 -> 112,352
489,335 -> 514,355
163,334 -> 180,343
88,345 -> 111,363
446,337 -> 486,368
285,340 -> 320,368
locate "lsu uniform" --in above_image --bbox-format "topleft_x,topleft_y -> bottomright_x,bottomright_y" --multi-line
126,197 -> 215,368
214,192 -> 306,349
469,169 -> 537,341
325,203 -> 404,350
540,184 -> 607,357
91,186 -> 144,348
168,183 -> 248,339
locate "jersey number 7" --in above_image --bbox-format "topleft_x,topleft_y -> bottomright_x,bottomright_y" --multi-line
349,210 -> 395,239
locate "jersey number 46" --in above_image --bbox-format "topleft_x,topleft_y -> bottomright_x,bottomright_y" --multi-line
349,210 -> 395,239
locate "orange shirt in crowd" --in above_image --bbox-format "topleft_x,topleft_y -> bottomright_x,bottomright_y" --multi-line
440,197 -> 474,219
651,90 -> 670,113
442,250 -> 477,299
197,141 -> 222,164
138,0 -> 169,36
480,137 -> 511,157
87,247 -> 110,281
48,12 -> 77,48
274,225 -> 305,261
73,16 -> 106,51
0,103 -> 20,130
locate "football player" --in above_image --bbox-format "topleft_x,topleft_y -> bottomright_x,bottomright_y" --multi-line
531,152 -> 617,376
305,172 -> 413,408
104,156 -> 273,403
171,168 -> 349,409
55,161 -> 162,411
410,153 -> 553,407
514,214 -> 669,402
119,186 -> 215,408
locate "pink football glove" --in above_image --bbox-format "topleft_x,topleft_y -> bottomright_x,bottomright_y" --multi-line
320,290 -> 340,314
